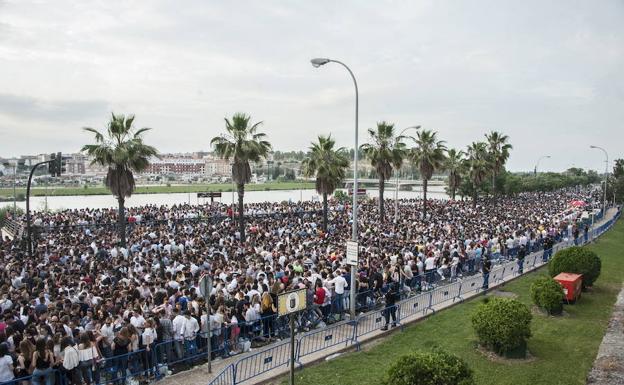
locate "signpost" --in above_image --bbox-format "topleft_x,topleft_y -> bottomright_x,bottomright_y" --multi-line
277,289 -> 307,385
346,240 -> 358,266
197,192 -> 222,203
199,274 -> 213,373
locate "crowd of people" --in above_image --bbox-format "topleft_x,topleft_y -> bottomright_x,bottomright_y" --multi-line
0,187 -> 601,385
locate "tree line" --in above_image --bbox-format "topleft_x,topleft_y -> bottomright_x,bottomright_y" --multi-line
80,112 -> 605,245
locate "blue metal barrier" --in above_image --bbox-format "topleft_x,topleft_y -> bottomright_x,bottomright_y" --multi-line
233,341 -> 292,384
296,321 -> 355,360
458,275 -> 483,298
398,292 -> 429,320
207,364 -> 236,385
426,281 -> 461,312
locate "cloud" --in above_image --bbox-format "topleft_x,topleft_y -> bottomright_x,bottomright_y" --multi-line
0,93 -> 109,123
0,0 -> 622,171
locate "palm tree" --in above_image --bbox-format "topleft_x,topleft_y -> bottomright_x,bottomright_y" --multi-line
485,131 -> 512,195
466,141 -> 490,207
301,135 -> 350,231
211,113 -> 271,242
410,129 -> 447,218
444,148 -> 465,200
81,113 -> 158,247
360,122 -> 408,221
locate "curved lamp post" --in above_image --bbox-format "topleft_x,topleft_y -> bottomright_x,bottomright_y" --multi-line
310,57 -> 359,320
534,155 -> 551,176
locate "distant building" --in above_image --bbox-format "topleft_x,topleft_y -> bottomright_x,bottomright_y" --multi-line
204,156 -> 231,176
144,157 -> 206,175
65,154 -> 87,175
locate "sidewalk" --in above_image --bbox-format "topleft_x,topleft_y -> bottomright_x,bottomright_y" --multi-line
161,207 -> 621,385
587,286 -> 624,385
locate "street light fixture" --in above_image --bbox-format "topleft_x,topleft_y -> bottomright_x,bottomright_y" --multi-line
534,155 -> 551,177
590,145 -> 608,214
310,57 -> 359,320
394,125 -> 420,223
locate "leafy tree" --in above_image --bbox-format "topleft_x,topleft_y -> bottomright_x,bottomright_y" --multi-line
485,131 -> 512,195
466,141 -> 490,207
211,113 -> 271,242
301,135 -> 349,230
81,113 -> 158,247
360,122 -> 407,221
410,129 -> 447,218
444,148 -> 465,200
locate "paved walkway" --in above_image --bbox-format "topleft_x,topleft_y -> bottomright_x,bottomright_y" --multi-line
587,286 -> 624,385
160,207 -> 621,385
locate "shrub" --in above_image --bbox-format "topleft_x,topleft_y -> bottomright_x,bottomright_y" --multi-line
471,298 -> 532,356
530,276 -> 564,315
382,350 -> 474,385
549,246 -> 601,287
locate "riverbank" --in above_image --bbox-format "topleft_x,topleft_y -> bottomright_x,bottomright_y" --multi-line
0,181 -> 315,198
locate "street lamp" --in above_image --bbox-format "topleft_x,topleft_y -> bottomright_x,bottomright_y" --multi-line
310,57 -> 359,320
394,125 -> 420,223
590,145 -> 608,214
534,155 -> 551,177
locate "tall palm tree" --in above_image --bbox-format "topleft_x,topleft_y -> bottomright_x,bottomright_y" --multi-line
360,122 -> 407,221
466,141 -> 490,207
301,135 -> 349,231
211,113 -> 271,242
410,129 -> 447,218
81,113 -> 158,247
485,131 -> 512,195
444,148 -> 465,200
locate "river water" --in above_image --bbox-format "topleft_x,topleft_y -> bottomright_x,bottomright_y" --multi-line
1,186 -> 448,211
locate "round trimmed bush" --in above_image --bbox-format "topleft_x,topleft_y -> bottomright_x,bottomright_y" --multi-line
530,276 -> 564,315
471,298 -> 532,356
382,350 -> 474,385
549,246 -> 601,288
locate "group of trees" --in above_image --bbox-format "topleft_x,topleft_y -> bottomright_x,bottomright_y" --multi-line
607,159 -> 624,204
80,113 -> 517,244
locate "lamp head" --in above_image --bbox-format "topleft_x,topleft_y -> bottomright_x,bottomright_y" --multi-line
590,145 -> 597,149
310,58 -> 330,68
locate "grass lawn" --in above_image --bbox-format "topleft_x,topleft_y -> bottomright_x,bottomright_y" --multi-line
286,218 -> 624,385
0,181 -> 314,197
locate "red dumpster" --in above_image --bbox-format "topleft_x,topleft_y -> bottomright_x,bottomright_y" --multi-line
554,273 -> 583,302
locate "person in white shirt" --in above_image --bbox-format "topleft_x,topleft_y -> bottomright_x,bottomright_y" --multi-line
171,309 -> 186,359
329,271 -> 348,320
141,319 -> 158,375
181,312 -> 199,357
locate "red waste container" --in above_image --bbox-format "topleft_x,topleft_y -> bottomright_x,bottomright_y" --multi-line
554,273 -> 583,302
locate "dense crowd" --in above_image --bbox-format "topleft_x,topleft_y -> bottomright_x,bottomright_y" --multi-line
0,188 -> 600,385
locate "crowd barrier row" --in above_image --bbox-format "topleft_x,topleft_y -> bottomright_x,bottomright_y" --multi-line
206,208 -> 621,385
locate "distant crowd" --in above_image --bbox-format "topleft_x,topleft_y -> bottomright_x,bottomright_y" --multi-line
0,187 -> 601,385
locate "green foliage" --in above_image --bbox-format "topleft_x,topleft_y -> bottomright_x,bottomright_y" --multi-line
333,190 -> 349,203
382,350 -> 474,385
530,276 -> 564,315
549,246 -> 602,287
471,298 -> 532,355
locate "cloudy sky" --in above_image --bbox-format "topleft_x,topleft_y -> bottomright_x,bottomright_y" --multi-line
1,0 -> 622,172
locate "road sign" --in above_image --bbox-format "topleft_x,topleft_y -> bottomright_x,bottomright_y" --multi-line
277,289 -> 307,317
346,240 -> 358,266
199,274 -> 213,298
197,192 -> 222,198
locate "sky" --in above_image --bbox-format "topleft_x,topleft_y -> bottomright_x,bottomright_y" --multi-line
0,0 -> 623,172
